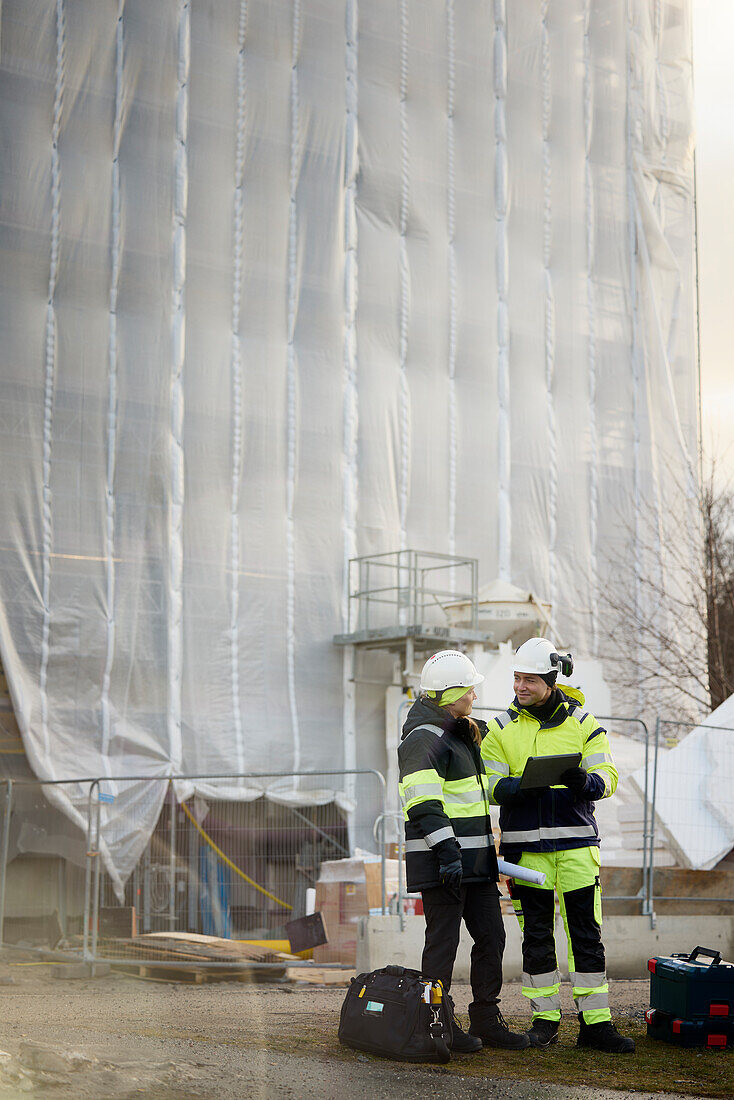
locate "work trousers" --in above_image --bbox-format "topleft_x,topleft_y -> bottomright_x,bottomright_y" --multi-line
508,846 -> 610,1025
420,881 -> 505,1018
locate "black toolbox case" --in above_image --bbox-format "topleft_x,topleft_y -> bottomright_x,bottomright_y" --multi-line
647,946 -> 734,1047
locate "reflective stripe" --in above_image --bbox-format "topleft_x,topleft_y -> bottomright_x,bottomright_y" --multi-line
404,838 -> 432,853
573,991 -> 608,1011
404,832 -> 489,854
402,782 -> 444,803
403,723 -> 444,740
482,758 -> 509,776
570,972 -> 607,989
522,970 -> 560,989
444,788 -> 484,805
457,835 -> 491,850
528,994 -> 561,1014
502,825 -> 597,843
584,752 -> 613,767
494,710 -> 514,730
577,711 -> 589,723
424,826 -> 455,847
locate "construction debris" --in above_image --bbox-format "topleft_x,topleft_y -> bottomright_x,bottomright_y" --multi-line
89,931 -> 354,985
102,931 -> 296,983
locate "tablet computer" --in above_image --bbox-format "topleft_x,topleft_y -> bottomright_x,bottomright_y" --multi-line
519,752 -> 582,789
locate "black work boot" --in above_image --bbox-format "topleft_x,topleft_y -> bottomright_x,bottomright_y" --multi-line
577,1017 -> 635,1053
446,997 -> 482,1053
469,1010 -> 530,1050
527,1017 -> 560,1048
449,1020 -> 483,1054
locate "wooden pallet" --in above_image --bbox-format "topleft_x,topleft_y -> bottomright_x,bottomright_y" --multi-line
121,962 -> 286,984
100,931 -> 297,982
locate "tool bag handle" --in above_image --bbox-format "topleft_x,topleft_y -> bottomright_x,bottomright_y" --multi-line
688,946 -> 721,966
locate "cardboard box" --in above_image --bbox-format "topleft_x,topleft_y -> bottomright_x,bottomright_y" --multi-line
313,881 -> 363,963
313,858 -> 400,965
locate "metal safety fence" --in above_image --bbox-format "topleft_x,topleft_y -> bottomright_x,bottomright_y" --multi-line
2,713 -> 734,960
645,717 -> 734,918
0,770 -> 386,969
0,777 -> 97,949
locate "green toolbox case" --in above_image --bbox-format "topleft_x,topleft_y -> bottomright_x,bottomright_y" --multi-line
648,947 -> 734,1021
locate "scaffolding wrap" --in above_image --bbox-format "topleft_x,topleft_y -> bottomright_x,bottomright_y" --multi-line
0,0 -> 698,889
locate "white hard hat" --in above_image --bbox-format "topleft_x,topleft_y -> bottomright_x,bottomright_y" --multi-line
419,650 -> 484,692
514,637 -> 573,677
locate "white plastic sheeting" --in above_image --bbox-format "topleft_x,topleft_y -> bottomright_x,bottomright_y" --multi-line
0,1 -> 698,889
630,695 -> 734,871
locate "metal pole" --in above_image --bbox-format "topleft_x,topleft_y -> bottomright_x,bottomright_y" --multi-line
168,780 -> 176,928
380,813 -> 386,915
397,808 -> 405,933
90,793 -> 102,961
472,558 -> 478,629
143,842 -> 151,932
0,780 -> 12,946
82,781 -> 97,961
641,717 -> 650,916
647,716 -> 661,928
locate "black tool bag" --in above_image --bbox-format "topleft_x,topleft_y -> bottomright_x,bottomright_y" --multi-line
338,964 -> 452,1063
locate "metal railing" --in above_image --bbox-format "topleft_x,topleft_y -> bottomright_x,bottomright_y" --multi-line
3,710 -> 734,956
0,776 -> 99,946
0,769 -> 386,969
345,550 -> 481,634
644,717 -> 734,922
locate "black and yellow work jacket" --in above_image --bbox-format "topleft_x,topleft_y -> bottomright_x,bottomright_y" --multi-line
481,685 -> 618,862
398,696 -> 499,892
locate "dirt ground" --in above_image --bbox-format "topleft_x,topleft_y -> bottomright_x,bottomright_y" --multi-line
0,956 -> 718,1100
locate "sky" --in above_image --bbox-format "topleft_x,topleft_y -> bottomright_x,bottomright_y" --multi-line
693,1 -> 734,485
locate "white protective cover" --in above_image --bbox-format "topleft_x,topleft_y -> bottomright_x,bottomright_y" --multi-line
630,694 -> 734,870
0,0 -> 698,890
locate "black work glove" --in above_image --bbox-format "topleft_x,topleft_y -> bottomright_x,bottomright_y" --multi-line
494,777 -> 546,807
560,765 -> 590,796
438,855 -> 463,889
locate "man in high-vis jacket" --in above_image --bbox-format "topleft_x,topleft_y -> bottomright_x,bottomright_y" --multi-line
399,650 -> 529,1053
481,637 -> 634,1053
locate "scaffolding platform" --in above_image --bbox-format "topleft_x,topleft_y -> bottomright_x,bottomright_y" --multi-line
333,551 -> 491,652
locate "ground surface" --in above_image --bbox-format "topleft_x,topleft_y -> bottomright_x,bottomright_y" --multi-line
0,956 -> 730,1099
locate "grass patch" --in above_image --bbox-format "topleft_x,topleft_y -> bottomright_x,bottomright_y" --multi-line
279,1017 -> 733,1098
129,1013 -> 734,1096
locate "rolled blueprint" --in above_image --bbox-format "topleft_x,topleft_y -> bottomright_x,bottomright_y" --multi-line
497,858 -> 546,886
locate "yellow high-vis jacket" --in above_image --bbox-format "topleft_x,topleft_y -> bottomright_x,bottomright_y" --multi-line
480,686 -> 618,860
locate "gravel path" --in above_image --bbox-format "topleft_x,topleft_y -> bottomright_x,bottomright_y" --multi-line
0,959 -> 710,1099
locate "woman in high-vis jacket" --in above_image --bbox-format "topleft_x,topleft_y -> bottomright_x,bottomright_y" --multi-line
481,637 -> 634,1054
398,649 -> 529,1053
